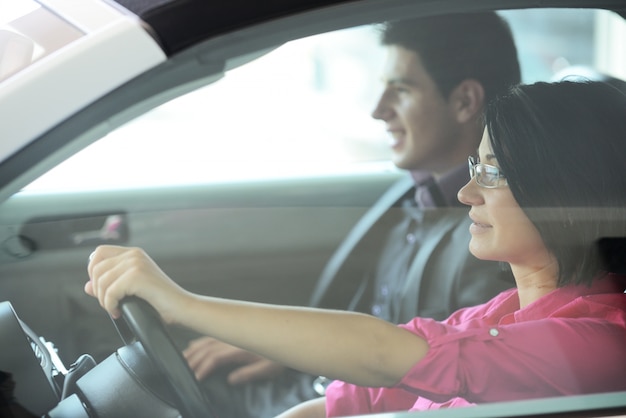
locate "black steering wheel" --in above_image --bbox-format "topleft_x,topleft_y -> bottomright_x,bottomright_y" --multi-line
112,296 -> 216,418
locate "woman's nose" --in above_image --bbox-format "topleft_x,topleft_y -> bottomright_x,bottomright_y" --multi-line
457,177 -> 482,206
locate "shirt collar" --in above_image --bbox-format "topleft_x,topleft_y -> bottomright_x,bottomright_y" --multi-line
513,273 -> 626,322
410,163 -> 469,208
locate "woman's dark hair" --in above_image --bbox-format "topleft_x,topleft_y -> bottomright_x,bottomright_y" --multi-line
485,81 -> 626,286
379,12 -> 521,103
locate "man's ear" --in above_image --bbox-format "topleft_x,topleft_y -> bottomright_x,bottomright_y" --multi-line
449,79 -> 485,124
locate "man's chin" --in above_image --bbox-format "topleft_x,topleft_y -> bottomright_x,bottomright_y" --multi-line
390,152 -> 406,167
391,157 -> 415,171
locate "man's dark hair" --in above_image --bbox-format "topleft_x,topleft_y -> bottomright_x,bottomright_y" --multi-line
380,12 -> 521,102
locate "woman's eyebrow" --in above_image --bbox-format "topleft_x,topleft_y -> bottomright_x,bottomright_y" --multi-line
483,153 -> 497,162
475,149 -> 497,162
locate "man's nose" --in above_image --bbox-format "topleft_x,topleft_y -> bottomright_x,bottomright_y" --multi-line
371,94 -> 392,121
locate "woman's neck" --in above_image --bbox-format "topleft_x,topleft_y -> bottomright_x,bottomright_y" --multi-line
510,259 -> 560,309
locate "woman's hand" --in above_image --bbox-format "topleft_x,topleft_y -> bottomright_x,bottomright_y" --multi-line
85,245 -> 191,324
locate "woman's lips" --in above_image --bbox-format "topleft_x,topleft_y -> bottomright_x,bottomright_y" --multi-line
469,222 -> 491,235
469,215 -> 491,234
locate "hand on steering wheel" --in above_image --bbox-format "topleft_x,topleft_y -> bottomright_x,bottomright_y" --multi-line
114,297 -> 217,418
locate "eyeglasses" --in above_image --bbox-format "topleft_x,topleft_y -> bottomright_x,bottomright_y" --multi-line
468,156 -> 508,188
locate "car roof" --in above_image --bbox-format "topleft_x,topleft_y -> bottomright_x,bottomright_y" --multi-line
114,0 -> 626,53
114,0 -> 356,55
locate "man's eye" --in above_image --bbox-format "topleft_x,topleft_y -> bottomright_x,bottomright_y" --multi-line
394,86 -> 409,93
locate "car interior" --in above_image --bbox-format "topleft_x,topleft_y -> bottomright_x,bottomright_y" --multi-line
0,2 -> 625,417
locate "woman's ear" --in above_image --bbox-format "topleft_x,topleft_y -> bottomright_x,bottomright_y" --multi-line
449,79 -> 485,124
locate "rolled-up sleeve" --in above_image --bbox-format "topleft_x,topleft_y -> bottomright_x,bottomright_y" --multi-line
397,314 -> 626,404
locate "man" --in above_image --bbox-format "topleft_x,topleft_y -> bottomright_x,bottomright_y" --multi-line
183,12 -> 521,418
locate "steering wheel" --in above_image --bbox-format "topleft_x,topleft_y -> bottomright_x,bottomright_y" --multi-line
112,296 -> 217,418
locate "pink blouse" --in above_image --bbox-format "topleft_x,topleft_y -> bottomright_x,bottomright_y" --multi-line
326,274 -> 626,416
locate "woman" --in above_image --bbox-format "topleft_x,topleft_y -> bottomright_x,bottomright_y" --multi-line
85,81 -> 626,417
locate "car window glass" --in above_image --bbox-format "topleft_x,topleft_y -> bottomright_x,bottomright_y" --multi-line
22,8 -> 626,192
